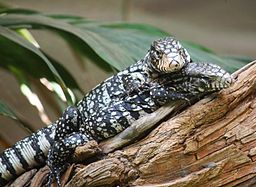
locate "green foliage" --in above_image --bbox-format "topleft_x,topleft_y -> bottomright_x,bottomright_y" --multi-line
0,26 -> 74,105
0,100 -> 34,133
0,100 -> 17,120
0,8 -> 252,130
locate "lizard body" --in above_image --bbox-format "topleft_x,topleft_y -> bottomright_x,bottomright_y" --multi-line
0,37 -> 233,186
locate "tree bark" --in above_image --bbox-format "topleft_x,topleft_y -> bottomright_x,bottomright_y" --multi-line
67,61 -> 256,187
9,61 -> 256,187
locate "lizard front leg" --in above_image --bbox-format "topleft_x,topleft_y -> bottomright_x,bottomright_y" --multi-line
150,86 -> 195,105
46,106 -> 90,186
121,72 -> 150,96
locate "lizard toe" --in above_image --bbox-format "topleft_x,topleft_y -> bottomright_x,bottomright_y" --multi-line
47,164 -> 66,187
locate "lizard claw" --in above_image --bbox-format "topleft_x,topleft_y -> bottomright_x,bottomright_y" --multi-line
47,173 -> 53,187
47,164 -> 66,187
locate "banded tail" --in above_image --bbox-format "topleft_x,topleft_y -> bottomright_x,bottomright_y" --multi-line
0,124 -> 56,186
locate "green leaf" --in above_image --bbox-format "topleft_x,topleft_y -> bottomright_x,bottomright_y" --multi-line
0,8 -> 39,14
181,41 -> 251,73
80,22 -> 169,70
0,12 -> 168,70
0,100 -> 34,133
0,26 -> 76,105
0,8 -> 251,73
44,54 -> 82,91
220,55 -> 254,73
0,100 -> 17,119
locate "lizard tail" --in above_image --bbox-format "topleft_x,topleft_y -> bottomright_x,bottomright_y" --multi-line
0,125 -> 56,186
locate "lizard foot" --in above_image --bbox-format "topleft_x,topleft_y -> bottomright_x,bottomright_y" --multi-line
47,165 -> 65,187
46,133 -> 89,187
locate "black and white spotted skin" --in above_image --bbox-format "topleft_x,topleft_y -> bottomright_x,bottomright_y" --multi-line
0,37 -> 233,186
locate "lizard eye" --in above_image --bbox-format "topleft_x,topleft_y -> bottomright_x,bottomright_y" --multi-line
155,50 -> 161,57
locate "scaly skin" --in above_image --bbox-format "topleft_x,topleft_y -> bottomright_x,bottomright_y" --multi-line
0,37 -> 233,186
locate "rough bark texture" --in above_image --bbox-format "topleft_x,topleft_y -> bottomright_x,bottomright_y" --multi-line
9,61 -> 256,187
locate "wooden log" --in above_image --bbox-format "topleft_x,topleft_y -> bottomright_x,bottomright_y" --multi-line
66,61 -> 256,187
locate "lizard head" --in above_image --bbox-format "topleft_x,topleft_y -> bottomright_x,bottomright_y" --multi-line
148,37 -> 191,73
184,62 -> 234,93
